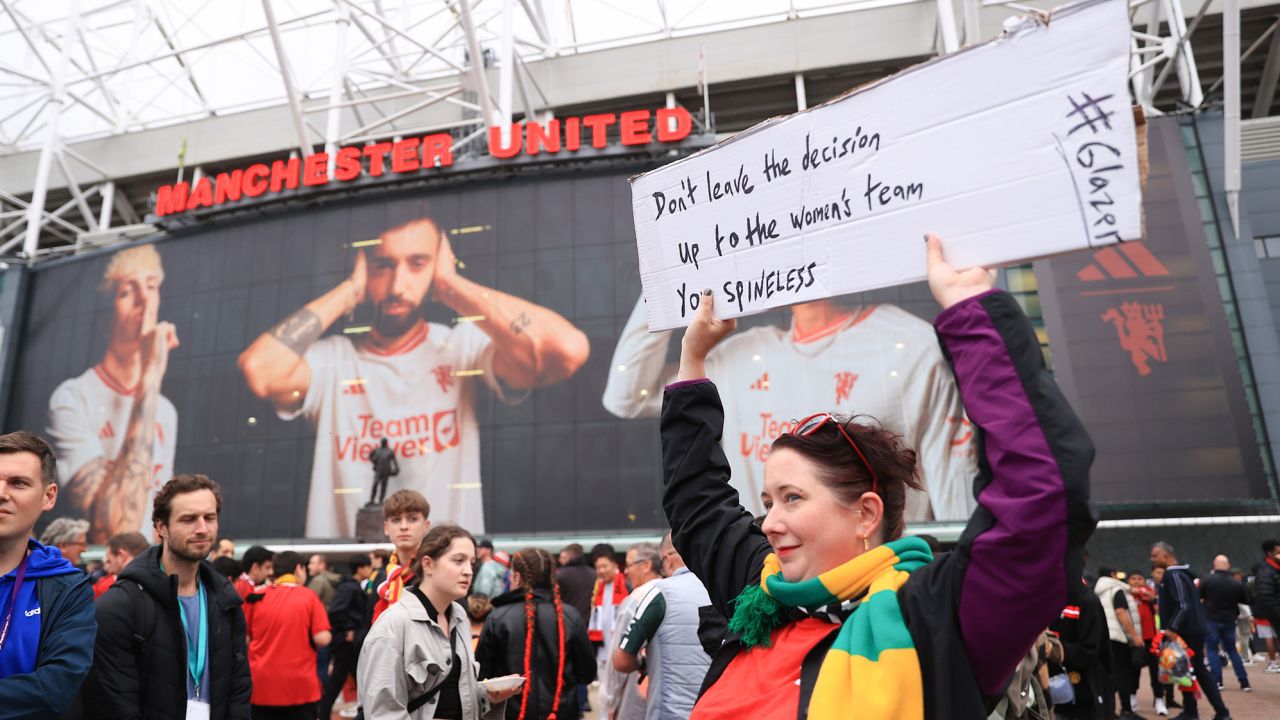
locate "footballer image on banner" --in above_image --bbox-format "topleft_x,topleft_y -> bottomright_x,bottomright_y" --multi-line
239,216 -> 590,537
603,295 -> 978,522
46,244 -> 179,542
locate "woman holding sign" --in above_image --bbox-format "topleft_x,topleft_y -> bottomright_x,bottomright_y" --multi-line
660,235 -> 1095,720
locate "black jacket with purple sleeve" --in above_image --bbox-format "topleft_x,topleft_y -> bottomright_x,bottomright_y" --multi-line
660,290 -> 1096,720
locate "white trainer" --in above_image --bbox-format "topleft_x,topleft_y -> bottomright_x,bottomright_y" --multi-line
1154,697 -> 1168,716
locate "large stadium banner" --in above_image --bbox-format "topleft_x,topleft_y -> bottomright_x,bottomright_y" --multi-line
8,171 -> 983,541
6,127 -> 1268,542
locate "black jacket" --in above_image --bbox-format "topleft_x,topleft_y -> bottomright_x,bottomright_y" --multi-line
660,291 -> 1096,720
1158,565 -> 1206,643
1254,558 -> 1280,624
475,588 -> 596,720
1200,569 -> 1246,624
328,576 -> 369,649
82,545 -> 252,720
555,560 -> 595,621
1049,593 -> 1108,720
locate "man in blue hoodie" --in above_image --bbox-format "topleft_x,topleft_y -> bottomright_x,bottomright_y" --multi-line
0,430 -> 97,719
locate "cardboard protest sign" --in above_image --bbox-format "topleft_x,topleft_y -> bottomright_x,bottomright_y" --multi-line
630,0 -> 1142,331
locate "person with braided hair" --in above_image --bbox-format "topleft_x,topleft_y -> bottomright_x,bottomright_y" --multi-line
661,235 -> 1096,720
476,548 -> 595,720
358,523 -> 520,720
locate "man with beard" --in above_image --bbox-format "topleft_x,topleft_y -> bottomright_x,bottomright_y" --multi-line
83,474 -> 252,718
47,244 -> 179,542
239,217 -> 589,535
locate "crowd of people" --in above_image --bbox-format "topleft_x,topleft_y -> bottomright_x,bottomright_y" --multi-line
1046,544 -> 1280,720
2,236 -> 1278,720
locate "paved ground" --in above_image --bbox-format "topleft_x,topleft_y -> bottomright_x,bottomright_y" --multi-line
332,666 -> 1280,719
1148,659 -> 1280,720
579,674 -> 1280,720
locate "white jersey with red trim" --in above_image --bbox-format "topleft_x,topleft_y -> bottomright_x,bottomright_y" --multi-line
603,300 -> 977,521
46,365 -> 179,533
289,320 -> 512,537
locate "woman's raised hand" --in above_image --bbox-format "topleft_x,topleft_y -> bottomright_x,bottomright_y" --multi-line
925,233 -> 996,310
676,289 -> 737,381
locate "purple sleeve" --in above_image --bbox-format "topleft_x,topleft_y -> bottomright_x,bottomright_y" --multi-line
933,289 -> 1093,694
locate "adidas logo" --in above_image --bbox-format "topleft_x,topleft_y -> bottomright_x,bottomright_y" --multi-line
99,422 -> 115,440
1077,242 -> 1169,282
749,373 -> 770,391
341,379 -> 368,396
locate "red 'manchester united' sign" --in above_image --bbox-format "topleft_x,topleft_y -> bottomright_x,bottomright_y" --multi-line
154,107 -> 694,216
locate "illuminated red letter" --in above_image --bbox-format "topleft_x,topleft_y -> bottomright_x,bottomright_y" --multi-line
334,147 -> 362,181
619,110 -> 652,146
391,138 -> 420,173
655,107 -> 692,142
488,124 -> 522,158
186,177 -> 214,210
363,142 -> 393,177
525,119 -> 561,156
303,152 -> 330,187
269,157 -> 301,192
582,114 -> 615,149
241,164 -> 269,197
564,117 -> 581,151
155,183 -> 190,216
422,134 -> 453,168
213,170 -> 244,204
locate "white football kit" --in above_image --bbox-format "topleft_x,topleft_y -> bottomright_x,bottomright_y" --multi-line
289,321 -> 516,537
47,365 -> 179,533
603,298 -> 978,521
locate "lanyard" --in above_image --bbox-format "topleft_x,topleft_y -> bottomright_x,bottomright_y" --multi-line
177,581 -> 208,699
0,549 -> 30,654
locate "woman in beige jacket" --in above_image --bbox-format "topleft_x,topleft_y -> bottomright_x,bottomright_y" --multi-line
359,524 -> 521,720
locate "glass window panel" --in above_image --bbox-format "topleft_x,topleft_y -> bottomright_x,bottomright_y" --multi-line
1218,276 -> 1234,301
1198,197 -> 1216,220
1191,172 -> 1209,198
1187,152 -> 1204,174
1210,250 -> 1226,275
1204,222 -> 1221,247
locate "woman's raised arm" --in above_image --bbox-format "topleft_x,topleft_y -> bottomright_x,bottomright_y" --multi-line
925,235 -> 1096,695
661,291 -> 772,616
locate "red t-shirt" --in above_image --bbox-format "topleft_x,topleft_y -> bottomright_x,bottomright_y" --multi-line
235,577 -> 255,600
93,574 -> 116,599
691,617 -> 837,720
245,582 -> 331,706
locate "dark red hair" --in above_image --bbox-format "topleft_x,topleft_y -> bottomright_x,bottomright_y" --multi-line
772,415 -> 923,540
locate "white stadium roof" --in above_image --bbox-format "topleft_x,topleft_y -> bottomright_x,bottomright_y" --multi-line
0,0 -> 897,152
0,0 -> 1275,255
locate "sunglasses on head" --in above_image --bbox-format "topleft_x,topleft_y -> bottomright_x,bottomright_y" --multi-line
791,413 -> 880,496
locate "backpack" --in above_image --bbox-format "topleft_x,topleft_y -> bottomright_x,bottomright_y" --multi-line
120,581 -> 157,663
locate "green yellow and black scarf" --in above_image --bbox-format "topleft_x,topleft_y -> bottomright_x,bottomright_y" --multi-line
728,536 -> 933,720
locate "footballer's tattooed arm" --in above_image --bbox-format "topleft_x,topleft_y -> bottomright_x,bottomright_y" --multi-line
270,308 -> 324,356
239,250 -> 367,413
431,232 -> 590,390
66,323 -> 174,542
